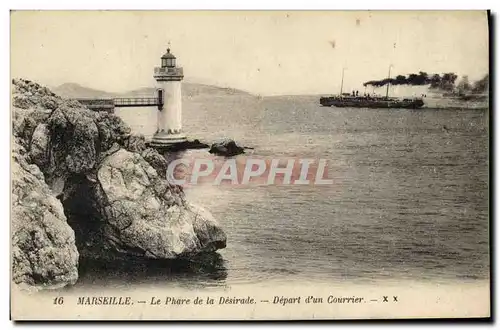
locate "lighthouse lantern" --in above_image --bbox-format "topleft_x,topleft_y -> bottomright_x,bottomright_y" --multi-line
161,48 -> 176,68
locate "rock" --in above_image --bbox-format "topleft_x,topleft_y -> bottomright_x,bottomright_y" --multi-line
146,139 -> 209,152
124,133 -> 146,153
181,139 -> 209,150
190,204 -> 227,251
29,123 -> 50,170
170,139 -> 210,151
41,96 -> 59,110
45,104 -> 100,186
191,139 -> 207,147
12,94 -> 33,109
11,78 -> 227,290
94,111 -> 131,151
63,149 -> 226,260
32,102 -> 130,188
141,148 -> 168,179
12,108 -> 51,150
209,139 -> 245,157
12,78 -> 63,111
11,141 -> 79,289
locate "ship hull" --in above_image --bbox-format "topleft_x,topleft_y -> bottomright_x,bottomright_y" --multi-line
320,97 -> 424,109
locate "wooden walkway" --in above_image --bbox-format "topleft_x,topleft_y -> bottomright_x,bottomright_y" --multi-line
76,97 -> 161,111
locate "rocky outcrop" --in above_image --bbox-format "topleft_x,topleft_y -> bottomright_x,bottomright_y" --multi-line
209,139 -> 245,157
124,133 -> 147,153
63,149 -> 225,260
12,141 -> 79,289
13,108 -> 51,151
11,78 -> 226,290
141,147 -> 169,179
145,139 -> 210,153
38,102 -> 131,191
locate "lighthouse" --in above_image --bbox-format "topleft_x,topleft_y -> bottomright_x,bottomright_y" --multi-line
150,47 -> 187,147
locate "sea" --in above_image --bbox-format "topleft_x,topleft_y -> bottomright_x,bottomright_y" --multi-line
75,93 -> 489,291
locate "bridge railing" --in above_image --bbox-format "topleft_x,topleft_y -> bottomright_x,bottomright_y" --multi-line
73,97 -> 161,110
114,97 -> 159,107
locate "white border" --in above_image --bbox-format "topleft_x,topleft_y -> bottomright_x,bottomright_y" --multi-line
3,1 -> 498,10
2,1 -> 498,329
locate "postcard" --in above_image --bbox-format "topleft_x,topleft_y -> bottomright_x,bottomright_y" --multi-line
10,10 -> 490,320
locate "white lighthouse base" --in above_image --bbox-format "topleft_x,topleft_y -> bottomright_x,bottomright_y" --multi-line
150,131 -> 187,147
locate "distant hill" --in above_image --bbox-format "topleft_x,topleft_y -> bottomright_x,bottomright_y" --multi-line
52,82 -> 252,99
52,83 -> 116,98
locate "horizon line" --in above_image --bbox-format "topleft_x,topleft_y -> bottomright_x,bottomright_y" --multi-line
44,80 -> 460,99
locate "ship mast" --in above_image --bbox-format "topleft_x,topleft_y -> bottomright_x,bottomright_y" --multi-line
385,65 -> 392,99
340,67 -> 345,95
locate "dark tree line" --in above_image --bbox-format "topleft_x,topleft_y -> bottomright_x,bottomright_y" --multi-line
364,71 -> 457,91
363,71 -> 488,94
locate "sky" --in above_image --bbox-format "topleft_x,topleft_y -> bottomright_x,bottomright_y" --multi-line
11,11 -> 489,96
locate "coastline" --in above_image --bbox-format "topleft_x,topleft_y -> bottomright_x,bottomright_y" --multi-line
11,78 -> 227,291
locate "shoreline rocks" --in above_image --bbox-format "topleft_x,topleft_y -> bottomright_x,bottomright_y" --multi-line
12,141 -> 79,289
146,139 -> 209,152
65,148 -> 226,260
11,78 -> 227,290
209,139 -> 246,157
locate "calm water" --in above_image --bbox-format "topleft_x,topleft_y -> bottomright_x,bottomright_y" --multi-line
77,94 -> 489,289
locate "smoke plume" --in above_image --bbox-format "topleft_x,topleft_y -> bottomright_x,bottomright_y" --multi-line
363,71 -> 458,91
363,71 -> 489,94
471,74 -> 489,94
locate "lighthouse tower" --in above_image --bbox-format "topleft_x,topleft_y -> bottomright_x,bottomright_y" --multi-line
150,47 -> 187,147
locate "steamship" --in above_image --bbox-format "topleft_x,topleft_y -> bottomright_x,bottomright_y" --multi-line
320,94 -> 424,109
320,67 -> 425,109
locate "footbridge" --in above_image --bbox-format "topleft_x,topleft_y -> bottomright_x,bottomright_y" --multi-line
75,92 -> 164,112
